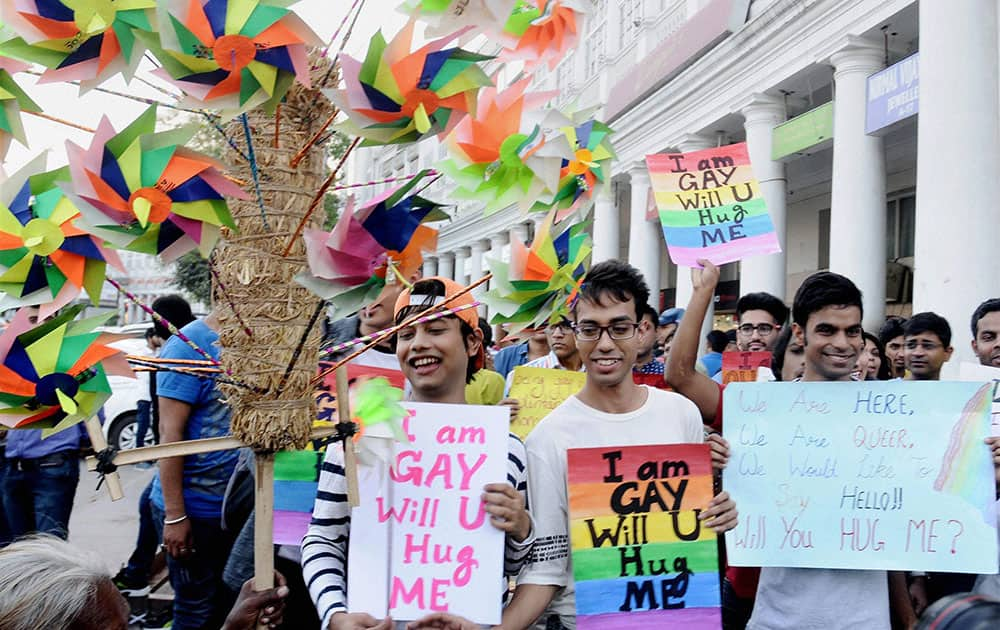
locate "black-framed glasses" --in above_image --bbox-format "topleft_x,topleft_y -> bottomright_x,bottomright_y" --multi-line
738,323 -> 778,337
573,322 -> 640,341
905,340 -> 942,351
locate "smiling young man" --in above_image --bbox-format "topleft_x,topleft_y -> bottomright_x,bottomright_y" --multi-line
499,260 -> 738,630
302,277 -> 534,630
971,299 -> 1000,368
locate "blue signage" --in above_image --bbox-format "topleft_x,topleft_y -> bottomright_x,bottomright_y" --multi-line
866,53 -> 919,134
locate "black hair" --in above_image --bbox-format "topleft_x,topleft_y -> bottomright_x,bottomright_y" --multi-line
706,330 -> 728,353
905,312 -> 952,348
771,327 -> 794,381
395,279 -> 478,384
791,272 -> 863,328
879,316 -> 907,346
862,331 -> 892,381
478,317 -> 493,348
638,303 -> 659,326
915,593 -> 1000,630
737,292 -> 789,326
145,327 -> 156,340
971,298 -> 1000,337
150,294 -> 194,339
725,329 -> 737,344
575,260 -> 650,321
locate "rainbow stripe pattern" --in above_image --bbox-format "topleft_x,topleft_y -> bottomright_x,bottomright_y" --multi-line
273,450 -> 322,545
646,142 -> 781,267
567,443 -> 721,629
934,383 -> 996,522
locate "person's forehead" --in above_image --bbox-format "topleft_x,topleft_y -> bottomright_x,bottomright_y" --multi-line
977,311 -> 1000,333
575,296 -> 635,322
805,305 -> 861,327
905,330 -> 943,343
740,309 -> 779,325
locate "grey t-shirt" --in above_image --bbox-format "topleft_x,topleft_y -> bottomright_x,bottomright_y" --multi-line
747,567 -> 889,630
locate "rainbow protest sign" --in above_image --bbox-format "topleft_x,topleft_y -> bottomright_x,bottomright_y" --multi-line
273,450 -> 322,545
646,142 -> 781,267
567,444 -> 721,629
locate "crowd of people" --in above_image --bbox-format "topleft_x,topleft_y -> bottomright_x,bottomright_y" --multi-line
1,260 -> 999,630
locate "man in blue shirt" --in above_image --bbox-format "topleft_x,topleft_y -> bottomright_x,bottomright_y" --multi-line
149,310 -> 239,629
493,326 -> 550,378
3,422 -> 85,542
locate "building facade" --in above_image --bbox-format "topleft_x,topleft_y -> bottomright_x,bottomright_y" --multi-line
348,0 -> 1000,366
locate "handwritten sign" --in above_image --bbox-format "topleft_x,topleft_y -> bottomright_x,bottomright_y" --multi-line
347,403 -> 509,624
646,143 -> 781,267
721,351 -> 772,385
507,366 -> 586,438
273,450 -> 322,545
724,381 -> 999,572
315,361 -> 405,423
958,362 -> 1000,437
568,444 -> 721,629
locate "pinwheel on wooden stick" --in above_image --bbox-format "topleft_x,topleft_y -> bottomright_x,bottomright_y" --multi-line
326,19 -> 492,146
437,77 -> 570,215
138,0 -> 320,114
0,305 -> 132,435
482,208 -> 591,332
0,0 -> 155,88
499,0 -> 587,69
0,154 -> 122,319
537,115 -> 615,217
298,170 -> 447,319
64,105 -> 246,262
0,57 -> 40,160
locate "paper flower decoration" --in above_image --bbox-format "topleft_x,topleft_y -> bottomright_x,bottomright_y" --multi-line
0,305 -> 132,435
0,0 -> 155,87
65,105 -> 246,261
326,19 -> 493,146
351,376 -> 408,443
399,0 -> 518,37
138,0 -> 321,114
539,116 -> 615,216
483,209 -> 591,330
0,58 -> 40,159
499,0 -> 586,69
438,77 -> 571,215
0,155 -> 123,319
298,170 -> 448,318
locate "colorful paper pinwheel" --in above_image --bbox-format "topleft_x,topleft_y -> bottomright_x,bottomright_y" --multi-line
65,105 -> 246,262
298,170 -> 448,319
0,305 -> 132,435
438,77 -> 571,215
0,155 -> 123,319
483,209 -> 591,331
138,0 -> 321,114
399,0 -> 518,37
0,57 -> 40,160
0,0 -> 155,87
538,116 -> 615,217
499,0 -> 587,70
326,19 -> 493,146
351,376 -> 408,443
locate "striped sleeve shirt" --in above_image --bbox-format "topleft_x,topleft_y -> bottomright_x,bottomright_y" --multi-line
301,433 -> 535,629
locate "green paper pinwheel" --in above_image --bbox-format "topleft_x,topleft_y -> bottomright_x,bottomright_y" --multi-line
0,58 -> 40,160
483,209 -> 591,332
64,105 -> 246,261
0,154 -> 123,319
352,376 -> 409,444
139,0 -> 321,114
535,116 -> 615,217
0,0 -> 156,88
0,305 -> 132,435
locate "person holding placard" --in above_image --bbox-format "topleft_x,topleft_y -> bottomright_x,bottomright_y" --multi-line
503,319 -> 583,396
302,277 -> 534,630
499,260 -> 738,630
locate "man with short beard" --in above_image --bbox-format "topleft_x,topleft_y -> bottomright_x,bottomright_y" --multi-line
971,299 -> 1000,368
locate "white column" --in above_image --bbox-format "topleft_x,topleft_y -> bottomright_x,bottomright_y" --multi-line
675,134 -> 715,336
423,256 -> 438,278
829,38 -> 887,332
914,0 -> 1000,366
437,252 -> 455,280
486,233 -> 508,320
592,181 -> 620,262
741,94 -> 788,301
468,240 -> 487,314
454,246 -> 470,285
626,163 -> 661,302
510,223 -> 529,249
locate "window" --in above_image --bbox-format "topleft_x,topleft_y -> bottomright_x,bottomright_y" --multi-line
885,193 -> 915,260
619,0 -> 642,46
585,23 -> 606,75
556,59 -> 571,96
818,208 -> 830,269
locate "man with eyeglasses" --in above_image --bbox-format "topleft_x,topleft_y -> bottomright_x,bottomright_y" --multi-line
503,318 -> 583,395
499,260 -> 738,630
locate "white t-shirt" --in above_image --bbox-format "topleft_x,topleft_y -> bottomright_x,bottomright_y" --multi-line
747,567 -> 889,629
518,385 -> 705,629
